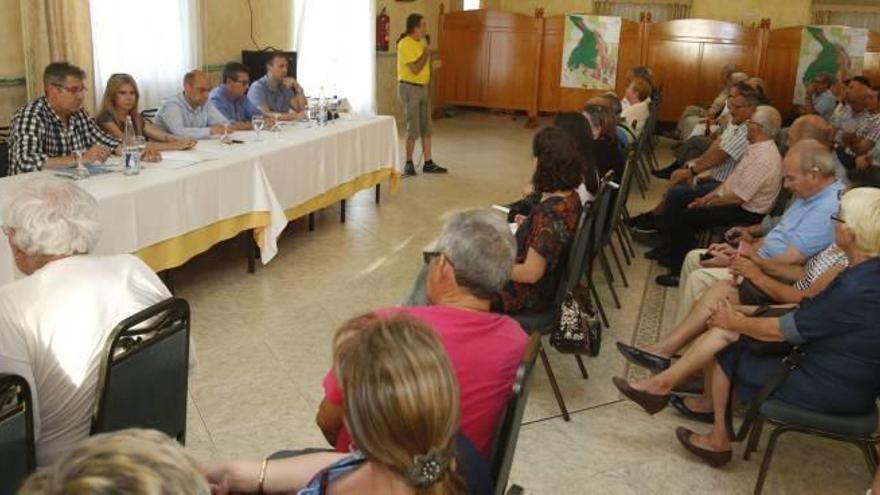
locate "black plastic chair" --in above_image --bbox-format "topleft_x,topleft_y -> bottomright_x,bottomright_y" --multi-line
0,126 -> 10,178
91,298 -> 191,444
728,347 -> 879,494
489,333 -> 540,495
513,176 -> 616,420
140,108 -> 158,123
0,374 -> 35,495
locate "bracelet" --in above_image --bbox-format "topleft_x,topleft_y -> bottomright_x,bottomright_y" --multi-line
257,456 -> 269,494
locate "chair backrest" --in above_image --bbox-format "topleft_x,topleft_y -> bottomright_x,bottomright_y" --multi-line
769,186 -> 792,219
554,174 -> 616,309
0,126 -> 10,178
140,108 -> 158,123
0,374 -> 35,495
91,297 -> 190,443
489,333 -> 541,495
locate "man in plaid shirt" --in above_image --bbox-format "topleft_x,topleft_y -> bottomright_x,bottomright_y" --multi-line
8,62 -> 119,175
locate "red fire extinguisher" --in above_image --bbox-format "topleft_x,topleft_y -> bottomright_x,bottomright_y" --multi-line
377,7 -> 390,52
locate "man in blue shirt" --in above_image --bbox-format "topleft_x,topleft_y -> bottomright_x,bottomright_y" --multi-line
247,53 -> 306,121
155,70 -> 251,140
670,139 -> 842,320
804,72 -> 837,122
210,62 -> 262,123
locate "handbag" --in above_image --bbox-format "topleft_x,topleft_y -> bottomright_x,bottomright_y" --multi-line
550,284 -> 602,355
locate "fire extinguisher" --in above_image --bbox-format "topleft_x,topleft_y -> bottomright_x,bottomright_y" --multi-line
376,7 -> 390,52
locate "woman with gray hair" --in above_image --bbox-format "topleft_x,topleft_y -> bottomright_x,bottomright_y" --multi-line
0,176 -> 171,466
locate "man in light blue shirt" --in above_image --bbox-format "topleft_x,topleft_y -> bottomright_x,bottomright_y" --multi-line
209,62 -> 262,123
247,52 -> 306,121
669,139 -> 841,304
805,73 -> 837,122
155,70 -> 249,140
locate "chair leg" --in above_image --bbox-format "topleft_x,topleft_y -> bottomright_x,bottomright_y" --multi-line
619,223 -> 636,258
574,354 -> 589,379
744,417 -> 765,460
598,251 -> 622,309
633,166 -> 647,199
754,425 -> 789,495
538,343 -> 570,421
308,212 -> 315,232
340,199 -> 346,223
608,240 -> 629,287
589,282 -> 610,328
375,184 -> 381,205
615,228 -> 631,265
859,441 -> 879,473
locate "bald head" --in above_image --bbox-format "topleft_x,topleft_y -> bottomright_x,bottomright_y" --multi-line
183,70 -> 211,107
789,115 -> 833,147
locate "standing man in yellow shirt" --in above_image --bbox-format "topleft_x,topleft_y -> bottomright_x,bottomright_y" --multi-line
397,14 -> 446,176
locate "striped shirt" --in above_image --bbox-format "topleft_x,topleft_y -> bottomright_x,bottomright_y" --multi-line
717,139 -> 783,214
794,244 -> 848,292
8,97 -> 119,175
710,122 -> 748,181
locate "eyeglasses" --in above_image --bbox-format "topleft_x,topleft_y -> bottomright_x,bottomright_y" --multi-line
422,251 -> 454,267
236,79 -> 250,86
830,213 -> 846,224
52,84 -> 87,95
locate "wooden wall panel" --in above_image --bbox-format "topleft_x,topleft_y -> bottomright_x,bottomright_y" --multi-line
536,17 -> 642,113
864,32 -> 880,85
759,27 -> 802,116
437,10 -> 542,115
644,19 -> 765,121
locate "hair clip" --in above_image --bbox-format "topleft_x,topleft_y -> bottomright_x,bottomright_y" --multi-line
404,448 -> 451,487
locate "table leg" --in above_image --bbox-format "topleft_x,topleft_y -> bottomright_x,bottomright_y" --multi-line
308,213 -> 315,232
375,184 -> 381,205
246,229 -> 256,274
160,270 -> 175,295
340,199 -> 346,223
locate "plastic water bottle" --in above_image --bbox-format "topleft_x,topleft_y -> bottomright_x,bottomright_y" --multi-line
122,116 -> 140,176
318,96 -> 327,127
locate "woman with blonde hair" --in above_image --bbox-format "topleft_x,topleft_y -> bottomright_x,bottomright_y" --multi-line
97,73 -> 196,154
204,314 -> 468,495
19,428 -> 210,495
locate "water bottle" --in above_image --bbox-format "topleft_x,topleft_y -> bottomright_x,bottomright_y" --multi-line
122,116 -> 140,176
318,96 -> 328,127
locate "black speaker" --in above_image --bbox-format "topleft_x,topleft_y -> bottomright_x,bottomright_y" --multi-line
241,50 -> 297,81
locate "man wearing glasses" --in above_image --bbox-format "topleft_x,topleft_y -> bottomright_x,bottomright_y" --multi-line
8,62 -> 119,175
209,62 -> 263,123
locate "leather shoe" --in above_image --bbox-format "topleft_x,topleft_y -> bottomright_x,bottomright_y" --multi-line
675,427 -> 732,468
644,247 -> 668,261
656,274 -> 680,287
670,395 -> 714,424
612,376 -> 671,415
671,375 -> 705,396
615,342 -> 671,373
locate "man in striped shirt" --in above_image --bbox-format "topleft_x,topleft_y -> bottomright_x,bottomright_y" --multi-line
628,90 -> 758,235
656,106 -> 784,285
8,62 -> 119,175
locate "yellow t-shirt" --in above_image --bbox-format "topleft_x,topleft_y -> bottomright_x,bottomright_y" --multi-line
397,36 -> 430,85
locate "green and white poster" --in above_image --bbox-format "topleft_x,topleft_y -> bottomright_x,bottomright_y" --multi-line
561,14 -> 621,90
794,25 -> 868,104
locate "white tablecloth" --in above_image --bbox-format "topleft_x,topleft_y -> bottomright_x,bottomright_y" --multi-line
0,115 -> 400,285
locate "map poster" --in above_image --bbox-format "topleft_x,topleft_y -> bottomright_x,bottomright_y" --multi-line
560,14 -> 621,90
794,25 -> 868,104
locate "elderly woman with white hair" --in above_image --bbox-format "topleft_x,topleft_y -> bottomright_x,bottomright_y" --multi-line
0,176 -> 171,466
613,186 -> 880,468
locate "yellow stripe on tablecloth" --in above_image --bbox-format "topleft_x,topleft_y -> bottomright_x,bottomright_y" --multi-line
134,211 -> 271,273
133,168 -> 400,273
282,168 -> 400,221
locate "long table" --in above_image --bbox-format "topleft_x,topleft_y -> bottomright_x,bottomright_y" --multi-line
0,115 -> 400,285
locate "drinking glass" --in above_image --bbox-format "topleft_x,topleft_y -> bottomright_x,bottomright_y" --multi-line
74,149 -> 89,180
252,115 -> 265,141
272,112 -> 281,133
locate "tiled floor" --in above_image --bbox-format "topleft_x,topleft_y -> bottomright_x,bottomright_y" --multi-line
176,112 -> 871,494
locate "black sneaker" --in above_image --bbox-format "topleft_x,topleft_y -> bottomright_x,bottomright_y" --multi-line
651,161 -> 681,180
422,161 -> 448,174
403,161 -> 417,176
627,213 -> 658,234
